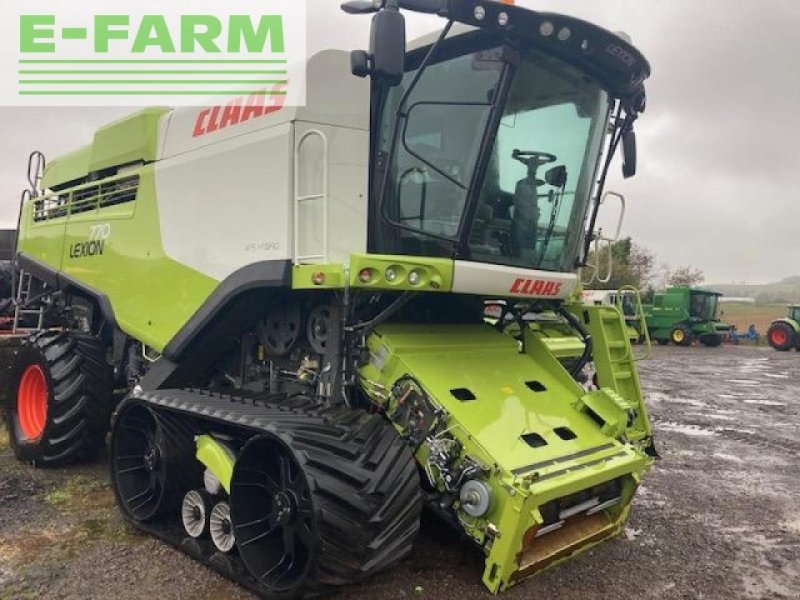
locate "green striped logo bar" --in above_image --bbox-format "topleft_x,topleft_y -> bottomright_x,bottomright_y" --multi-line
4,0 -> 307,106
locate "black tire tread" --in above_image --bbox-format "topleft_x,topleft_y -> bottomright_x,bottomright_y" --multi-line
139,390 -> 422,594
6,330 -> 114,466
250,402 -> 421,587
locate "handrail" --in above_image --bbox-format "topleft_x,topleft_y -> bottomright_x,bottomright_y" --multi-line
293,129 -> 329,265
617,285 -> 652,362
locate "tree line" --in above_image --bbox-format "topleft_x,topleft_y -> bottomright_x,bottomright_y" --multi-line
585,238 -> 705,301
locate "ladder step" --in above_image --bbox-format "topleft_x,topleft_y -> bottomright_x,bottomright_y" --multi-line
613,370 -> 632,380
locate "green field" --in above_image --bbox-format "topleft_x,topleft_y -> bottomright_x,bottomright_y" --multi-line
719,303 -> 786,336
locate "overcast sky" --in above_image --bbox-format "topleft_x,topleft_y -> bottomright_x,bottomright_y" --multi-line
1,0 -> 797,284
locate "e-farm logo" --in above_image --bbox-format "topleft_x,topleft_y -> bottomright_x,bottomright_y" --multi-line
1,0 -> 307,107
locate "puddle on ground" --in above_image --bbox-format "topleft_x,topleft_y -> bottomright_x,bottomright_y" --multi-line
657,422 -> 717,437
743,399 -> 785,407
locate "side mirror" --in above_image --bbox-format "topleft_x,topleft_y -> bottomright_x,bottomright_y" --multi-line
371,9 -> 406,85
352,9 -> 406,86
545,165 -> 567,188
622,129 -> 637,178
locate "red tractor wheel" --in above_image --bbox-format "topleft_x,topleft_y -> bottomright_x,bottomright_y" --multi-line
767,322 -> 796,352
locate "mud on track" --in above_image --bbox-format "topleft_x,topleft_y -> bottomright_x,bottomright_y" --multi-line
1,345 -> 798,599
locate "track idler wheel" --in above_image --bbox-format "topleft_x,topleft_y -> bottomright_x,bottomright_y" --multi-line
111,402 -> 200,522
230,409 -> 422,597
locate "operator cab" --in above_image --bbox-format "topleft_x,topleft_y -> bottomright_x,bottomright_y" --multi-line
351,1 -> 649,283
689,290 -> 721,321
790,305 -> 800,322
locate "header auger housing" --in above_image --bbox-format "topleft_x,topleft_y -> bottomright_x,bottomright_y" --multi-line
3,1 -> 656,596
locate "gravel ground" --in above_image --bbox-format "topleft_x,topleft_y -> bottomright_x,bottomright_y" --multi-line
1,345 -> 798,599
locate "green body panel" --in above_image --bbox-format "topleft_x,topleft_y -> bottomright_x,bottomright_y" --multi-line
41,146 -> 92,190
644,286 -> 731,342
772,307 -> 800,334
42,108 -> 169,189
359,318 -> 653,591
195,434 -> 236,494
772,318 -> 800,334
292,255 -> 455,293
18,167 -> 219,351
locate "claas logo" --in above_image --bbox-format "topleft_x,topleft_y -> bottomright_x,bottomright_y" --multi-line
509,278 -> 563,297
193,86 -> 285,137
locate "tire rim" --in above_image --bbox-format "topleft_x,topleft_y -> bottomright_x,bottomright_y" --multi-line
231,436 -> 315,593
673,329 -> 685,343
770,328 -> 788,347
17,364 -> 48,441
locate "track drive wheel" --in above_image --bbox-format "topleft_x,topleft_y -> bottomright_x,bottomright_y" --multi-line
670,325 -> 694,347
767,322 -> 796,352
111,402 -> 201,522
230,408 -> 422,598
4,330 -> 114,466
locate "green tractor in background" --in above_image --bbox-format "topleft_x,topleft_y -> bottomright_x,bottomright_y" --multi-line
644,286 -> 732,347
767,305 -> 800,351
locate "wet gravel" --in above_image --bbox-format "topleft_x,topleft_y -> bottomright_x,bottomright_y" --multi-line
1,345 -> 798,599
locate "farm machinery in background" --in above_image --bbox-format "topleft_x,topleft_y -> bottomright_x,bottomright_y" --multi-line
1,0 -> 656,597
767,305 -> 800,351
643,286 -> 732,347
582,288 -> 648,345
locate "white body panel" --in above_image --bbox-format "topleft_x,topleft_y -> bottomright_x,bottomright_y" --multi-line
155,122 -> 294,281
153,49 -> 371,280
452,261 -> 578,300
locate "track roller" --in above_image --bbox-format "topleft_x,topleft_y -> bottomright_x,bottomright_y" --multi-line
210,501 -> 236,553
182,490 -> 212,539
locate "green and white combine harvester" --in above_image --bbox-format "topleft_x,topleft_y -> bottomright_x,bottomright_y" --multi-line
2,1 -> 657,596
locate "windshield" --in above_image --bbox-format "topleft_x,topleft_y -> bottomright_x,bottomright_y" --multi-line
791,307 -> 800,322
374,43 -> 610,271
690,293 -> 719,320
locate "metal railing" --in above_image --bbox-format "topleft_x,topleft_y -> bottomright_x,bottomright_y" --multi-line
293,129 -> 330,265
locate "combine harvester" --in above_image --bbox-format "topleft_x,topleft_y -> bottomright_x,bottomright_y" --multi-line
767,305 -> 800,351
644,286 -> 732,347
3,1 -> 657,596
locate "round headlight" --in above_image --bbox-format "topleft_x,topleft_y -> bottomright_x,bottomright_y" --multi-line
473,5 -> 486,20
540,21 -> 555,36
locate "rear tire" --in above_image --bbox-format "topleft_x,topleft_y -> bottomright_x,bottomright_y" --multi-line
4,330 -> 114,467
767,322 -> 796,352
670,325 -> 693,347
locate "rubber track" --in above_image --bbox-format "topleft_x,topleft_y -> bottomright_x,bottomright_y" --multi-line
124,389 -> 422,598
9,330 -> 114,466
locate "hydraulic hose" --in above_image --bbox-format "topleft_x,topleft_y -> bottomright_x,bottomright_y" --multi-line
558,306 -> 593,380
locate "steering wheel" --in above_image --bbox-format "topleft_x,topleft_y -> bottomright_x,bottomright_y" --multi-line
512,149 -> 558,169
